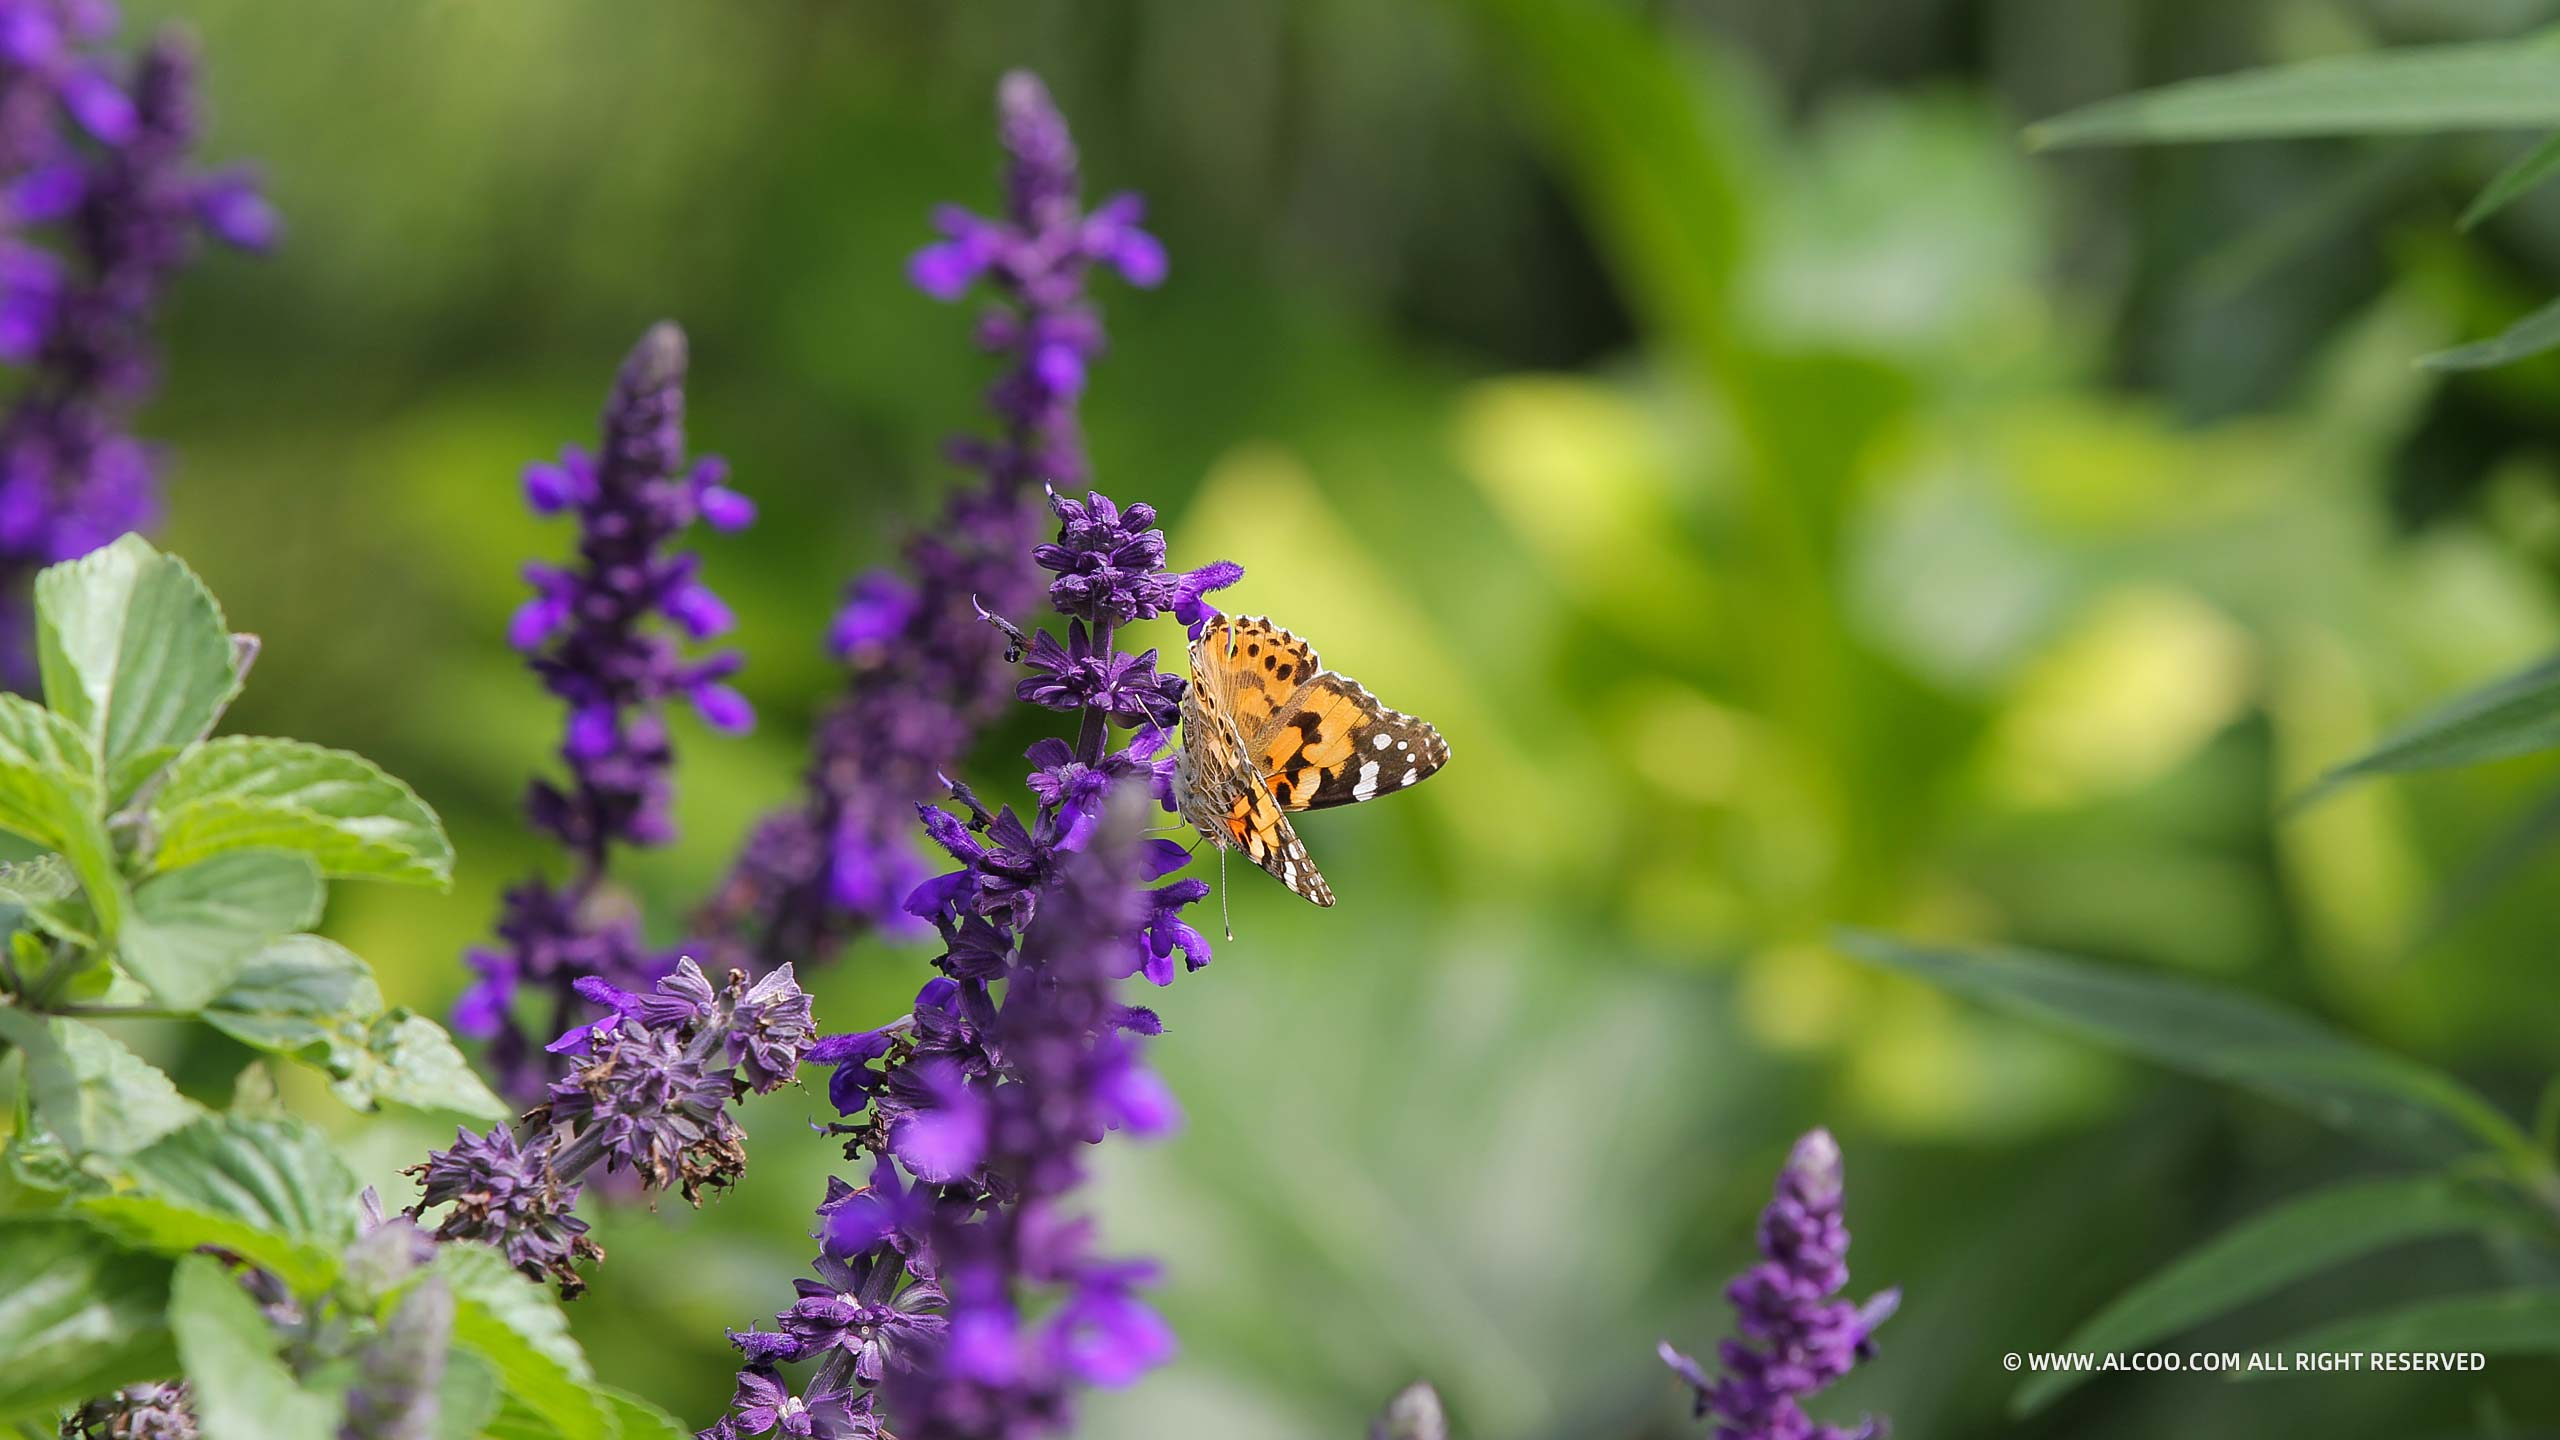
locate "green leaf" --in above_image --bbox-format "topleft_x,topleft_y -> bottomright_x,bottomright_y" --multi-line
436,1243 -> 608,1440
2421,294 -> 2560,371
0,1216 -> 175,1425
200,938 -> 502,1120
0,694 -> 118,938
202,933 -> 383,1065
33,535 -> 241,803
2296,652 -> 2560,807
118,851 -> 324,1011
435,1349 -> 501,1440
2027,35 -> 2560,150
169,1252 -> 341,1440
2462,130 -> 2560,229
2277,1287 -> 2560,1356
80,1114 -> 360,1294
601,1386 -> 693,1440
150,737 -> 452,886
1838,934 -> 2538,1164
2014,1176 -> 2526,1415
332,1009 -> 508,1122
481,1394 -> 558,1440
0,1008 -> 201,1156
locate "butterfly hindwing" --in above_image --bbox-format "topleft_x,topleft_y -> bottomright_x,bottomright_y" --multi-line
1256,674 -> 1449,813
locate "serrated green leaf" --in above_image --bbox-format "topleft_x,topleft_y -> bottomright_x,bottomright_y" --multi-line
150,737 -> 452,886
79,1114 -> 361,1294
2463,130 -> 2560,229
601,1385 -> 693,1440
0,693 -> 119,938
435,1243 -> 607,1440
436,1348 -> 501,1440
2014,1176 -> 2526,1415
0,1216 -> 175,1425
333,1010 -> 508,1123
202,933 -> 382,1067
1838,934 -> 2537,1164
2420,293 -> 2560,371
34,535 -> 241,804
2027,35 -> 2560,150
169,1252 -> 341,1440
153,1116 -> 362,1250
118,851 -> 324,1011
0,1008 -> 201,1157
2276,1287 -> 2560,1356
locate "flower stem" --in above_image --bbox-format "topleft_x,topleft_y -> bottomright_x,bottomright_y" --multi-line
1072,621 -> 1116,765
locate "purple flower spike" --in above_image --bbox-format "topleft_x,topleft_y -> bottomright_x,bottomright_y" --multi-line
463,323 -> 752,1101
1661,1129 -> 1895,1440
0,24 -> 270,683
700,75 -> 1220,1440
693,67 -> 1167,978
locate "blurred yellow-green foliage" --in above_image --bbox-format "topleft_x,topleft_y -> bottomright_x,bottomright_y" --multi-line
93,0 -> 2560,1434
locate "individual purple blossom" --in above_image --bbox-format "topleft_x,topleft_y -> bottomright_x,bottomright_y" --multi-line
1017,617 -> 1183,728
412,960 -> 817,1296
692,69 -> 1165,977
0,18 -> 270,682
1661,1129 -> 1897,1440
458,322 -> 752,1102
718,1370 -> 880,1440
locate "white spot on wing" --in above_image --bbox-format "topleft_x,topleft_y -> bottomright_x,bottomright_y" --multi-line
1354,760 -> 1380,800
1373,733 -> 1393,750
1401,767 -> 1418,786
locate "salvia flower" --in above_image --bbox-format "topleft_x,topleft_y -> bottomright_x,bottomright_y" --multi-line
61,1383 -> 196,1440
1661,1129 -> 1898,1440
0,16 -> 270,681
412,959 -> 815,1296
705,472 -> 1230,1439
691,68 -> 1164,977
456,321 -> 752,1101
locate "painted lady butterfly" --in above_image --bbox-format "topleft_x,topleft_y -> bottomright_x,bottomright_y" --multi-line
1174,613 -> 1449,907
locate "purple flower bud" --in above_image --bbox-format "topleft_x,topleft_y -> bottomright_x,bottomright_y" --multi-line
58,66 -> 134,142
9,162 -> 83,222
694,681 -> 755,733
698,483 -> 755,531
667,581 -> 734,640
522,460 -> 576,514
193,171 -> 277,251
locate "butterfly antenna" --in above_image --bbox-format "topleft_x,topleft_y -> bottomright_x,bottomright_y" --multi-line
1219,847 -> 1234,942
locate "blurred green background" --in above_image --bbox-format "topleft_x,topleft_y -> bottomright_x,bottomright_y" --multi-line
95,0 -> 2560,1434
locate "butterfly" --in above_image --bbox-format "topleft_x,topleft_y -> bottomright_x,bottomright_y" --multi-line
1173,613 -> 1449,909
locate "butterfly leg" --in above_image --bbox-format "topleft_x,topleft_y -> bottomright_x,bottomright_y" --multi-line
1219,846 -> 1234,942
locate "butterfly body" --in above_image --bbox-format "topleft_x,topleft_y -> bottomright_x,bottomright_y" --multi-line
1174,614 -> 1449,906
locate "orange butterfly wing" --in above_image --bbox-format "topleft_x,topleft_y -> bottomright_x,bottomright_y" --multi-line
1179,615 -> 1449,907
